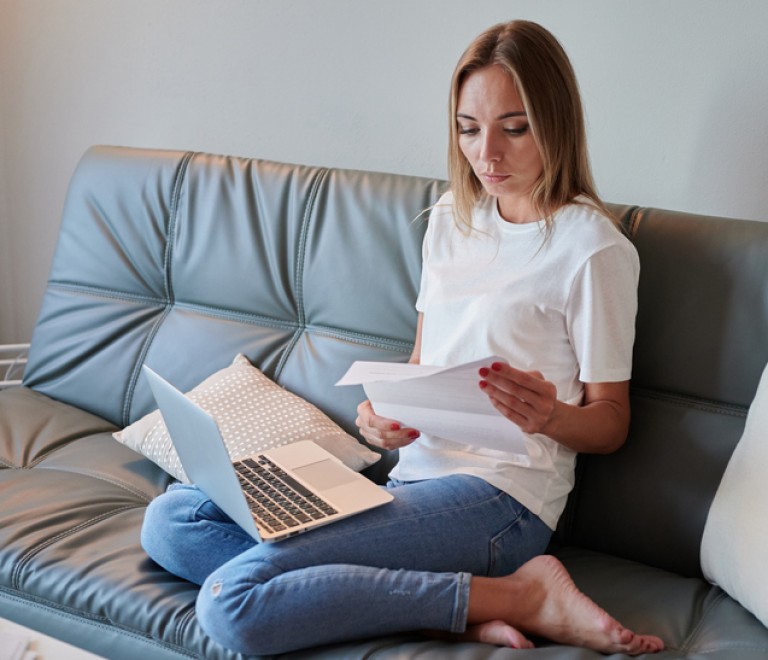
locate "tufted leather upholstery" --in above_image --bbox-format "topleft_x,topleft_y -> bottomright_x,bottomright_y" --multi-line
1,146 -> 767,658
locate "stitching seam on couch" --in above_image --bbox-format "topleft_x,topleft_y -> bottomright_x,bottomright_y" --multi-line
677,589 -> 726,653
163,151 -> 194,306
0,419 -> 150,496
308,325 -> 414,353
3,427 -> 116,470
172,300 -> 302,331
43,283 -> 298,332
11,505 -> 145,590
123,152 -> 194,426
631,387 -> 748,417
673,590 -> 768,654
41,285 -> 414,354
275,167 -> 330,380
33,466 -> 155,502
45,283 -> 169,307
0,588 -> 198,659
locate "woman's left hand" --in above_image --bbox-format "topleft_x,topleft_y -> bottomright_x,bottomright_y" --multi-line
478,361 -> 558,435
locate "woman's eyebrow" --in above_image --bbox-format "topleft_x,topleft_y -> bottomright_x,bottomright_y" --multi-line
456,111 -> 527,120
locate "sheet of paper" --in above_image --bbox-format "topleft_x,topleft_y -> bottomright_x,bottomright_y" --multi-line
0,631 -> 29,660
336,356 -> 527,454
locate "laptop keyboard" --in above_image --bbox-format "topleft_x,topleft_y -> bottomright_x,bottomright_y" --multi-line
234,456 -> 339,534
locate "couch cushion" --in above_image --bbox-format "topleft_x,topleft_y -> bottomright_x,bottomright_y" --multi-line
701,360 -> 768,628
113,354 -> 380,481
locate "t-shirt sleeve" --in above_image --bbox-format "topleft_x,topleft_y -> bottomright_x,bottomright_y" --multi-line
566,241 -> 640,383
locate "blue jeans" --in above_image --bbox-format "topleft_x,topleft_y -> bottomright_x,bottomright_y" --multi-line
141,474 -> 551,655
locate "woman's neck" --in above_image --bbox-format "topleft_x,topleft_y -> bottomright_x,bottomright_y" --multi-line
496,195 -> 540,224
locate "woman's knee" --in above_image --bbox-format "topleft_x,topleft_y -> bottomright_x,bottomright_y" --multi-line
140,485 -> 204,569
142,484 -> 259,586
196,567 -> 277,656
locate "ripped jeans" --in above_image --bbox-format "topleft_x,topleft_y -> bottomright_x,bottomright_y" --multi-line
140,474 -> 551,655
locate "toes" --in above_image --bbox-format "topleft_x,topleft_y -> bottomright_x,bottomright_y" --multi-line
622,632 -> 665,656
614,626 -> 636,646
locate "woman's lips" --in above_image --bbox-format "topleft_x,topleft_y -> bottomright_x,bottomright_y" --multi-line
481,173 -> 510,184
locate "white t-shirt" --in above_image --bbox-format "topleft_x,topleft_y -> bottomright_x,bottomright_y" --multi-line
389,191 -> 640,529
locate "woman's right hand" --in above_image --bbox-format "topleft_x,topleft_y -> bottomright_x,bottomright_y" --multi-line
355,400 -> 421,450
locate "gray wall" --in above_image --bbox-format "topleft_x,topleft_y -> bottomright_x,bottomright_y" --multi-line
1,0 -> 767,344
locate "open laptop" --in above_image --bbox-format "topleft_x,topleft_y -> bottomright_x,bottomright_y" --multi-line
143,365 -> 393,543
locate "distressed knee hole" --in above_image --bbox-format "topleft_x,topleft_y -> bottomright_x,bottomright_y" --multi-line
210,580 -> 223,598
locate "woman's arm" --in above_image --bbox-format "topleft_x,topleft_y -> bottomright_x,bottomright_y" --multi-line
356,313 -> 424,450
408,312 -> 423,364
478,362 -> 630,454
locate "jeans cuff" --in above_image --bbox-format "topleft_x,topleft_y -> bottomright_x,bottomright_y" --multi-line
450,571 -> 472,633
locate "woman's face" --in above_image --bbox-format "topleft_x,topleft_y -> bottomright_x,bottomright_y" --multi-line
456,65 -> 544,222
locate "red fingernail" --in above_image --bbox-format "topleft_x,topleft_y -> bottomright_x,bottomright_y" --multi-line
479,380 -> 488,389
391,423 -> 401,431
408,431 -> 419,439
478,367 -> 489,377
491,362 -> 503,372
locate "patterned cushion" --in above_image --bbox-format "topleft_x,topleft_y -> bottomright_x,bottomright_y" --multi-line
113,354 -> 379,482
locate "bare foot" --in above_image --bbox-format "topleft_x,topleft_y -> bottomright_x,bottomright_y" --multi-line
469,555 -> 664,655
457,620 -> 534,649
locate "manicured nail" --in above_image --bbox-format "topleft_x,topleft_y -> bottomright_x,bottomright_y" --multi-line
479,380 -> 488,389
479,367 -> 489,377
408,431 -> 419,439
491,362 -> 503,372
391,423 -> 401,431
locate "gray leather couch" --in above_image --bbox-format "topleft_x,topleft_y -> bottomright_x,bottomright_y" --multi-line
1,145 -> 767,659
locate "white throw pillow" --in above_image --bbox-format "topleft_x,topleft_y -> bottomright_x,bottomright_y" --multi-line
701,360 -> 768,626
113,354 -> 379,482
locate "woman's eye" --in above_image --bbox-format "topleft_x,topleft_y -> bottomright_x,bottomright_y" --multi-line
458,126 -> 479,135
505,125 -> 529,136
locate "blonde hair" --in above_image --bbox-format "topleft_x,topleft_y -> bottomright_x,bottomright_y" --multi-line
448,20 -> 613,233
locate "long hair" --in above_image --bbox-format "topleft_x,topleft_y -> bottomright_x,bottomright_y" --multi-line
448,21 -> 613,233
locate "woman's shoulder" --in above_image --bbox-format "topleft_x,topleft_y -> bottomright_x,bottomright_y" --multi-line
550,200 -> 638,272
437,189 -> 454,204
556,199 -> 630,245
423,190 -> 454,223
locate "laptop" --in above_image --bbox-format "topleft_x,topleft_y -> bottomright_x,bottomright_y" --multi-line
143,365 -> 393,543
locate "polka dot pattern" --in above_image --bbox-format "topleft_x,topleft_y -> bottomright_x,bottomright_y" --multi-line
114,354 -> 379,482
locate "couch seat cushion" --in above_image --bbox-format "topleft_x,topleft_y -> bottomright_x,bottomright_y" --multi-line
3,387 -> 768,659
283,548 -> 768,660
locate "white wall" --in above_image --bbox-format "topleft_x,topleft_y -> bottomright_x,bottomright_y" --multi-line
1,0 -> 767,343
0,4 -> 12,344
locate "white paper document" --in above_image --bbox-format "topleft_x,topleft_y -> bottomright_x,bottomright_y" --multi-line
0,630 -> 34,660
336,356 -> 527,454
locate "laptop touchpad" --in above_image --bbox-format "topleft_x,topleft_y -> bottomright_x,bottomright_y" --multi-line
293,460 -> 358,492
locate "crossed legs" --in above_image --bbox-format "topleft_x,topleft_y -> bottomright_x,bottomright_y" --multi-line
142,478 -> 664,655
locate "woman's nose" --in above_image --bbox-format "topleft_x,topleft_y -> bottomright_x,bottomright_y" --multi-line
480,133 -> 502,163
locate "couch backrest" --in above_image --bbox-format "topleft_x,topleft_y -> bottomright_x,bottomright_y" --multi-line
25,146 -> 768,577
559,205 -> 768,577
24,146 -> 443,481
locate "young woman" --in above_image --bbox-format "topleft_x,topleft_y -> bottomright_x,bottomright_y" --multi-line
141,20 -> 664,656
